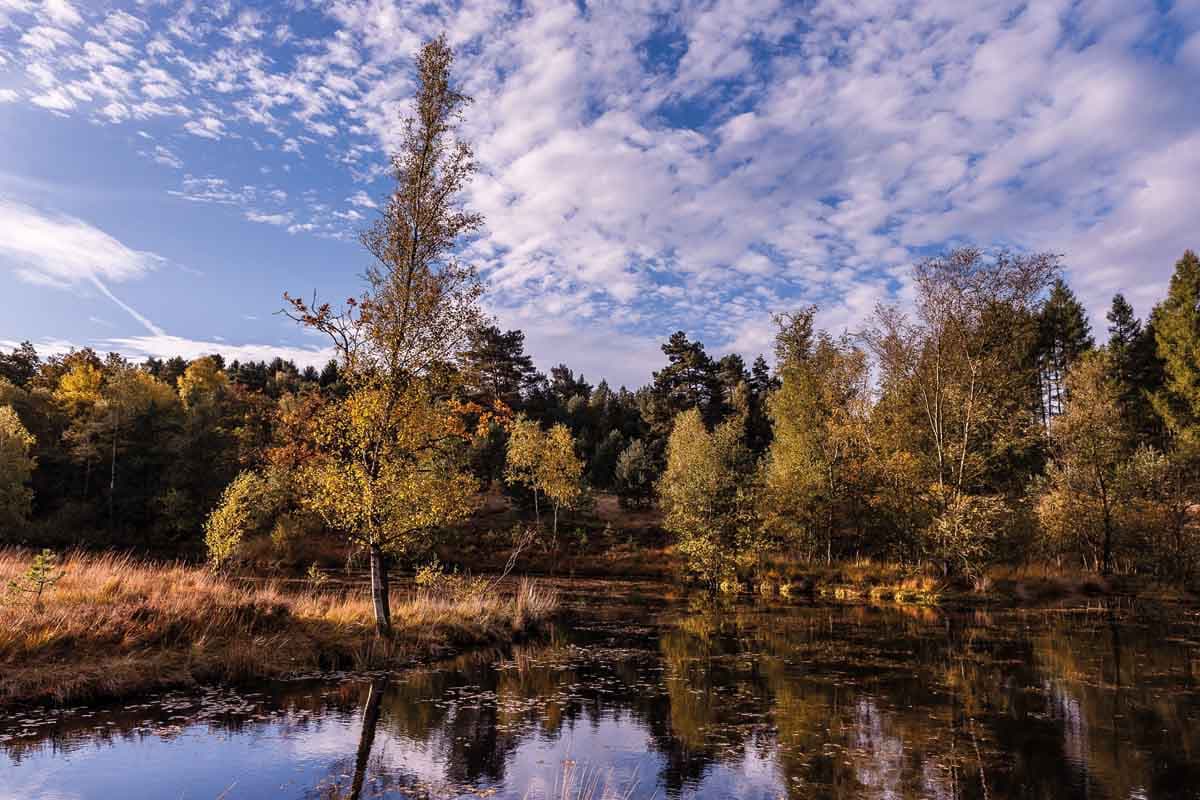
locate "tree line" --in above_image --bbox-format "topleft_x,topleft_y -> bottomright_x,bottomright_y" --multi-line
1,36 -> 1197,609
3,247 -> 1197,586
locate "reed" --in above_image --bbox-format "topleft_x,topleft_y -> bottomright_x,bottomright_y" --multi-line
0,549 -> 557,707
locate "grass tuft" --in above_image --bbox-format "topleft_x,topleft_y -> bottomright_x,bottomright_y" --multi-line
0,549 -> 556,708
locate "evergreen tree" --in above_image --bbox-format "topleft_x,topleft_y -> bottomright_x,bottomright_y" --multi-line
318,359 -> 341,388
589,428 -> 625,489
745,354 -> 777,454
1036,278 -> 1094,429
1150,250 -> 1200,443
0,342 -> 39,388
614,438 -> 655,510
642,331 -> 724,445
1105,294 -> 1162,441
548,364 -> 591,406
715,353 -> 748,414
459,325 -> 539,410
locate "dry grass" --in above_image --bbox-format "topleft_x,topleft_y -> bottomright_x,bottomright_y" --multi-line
755,557 -> 946,605
0,549 -> 557,708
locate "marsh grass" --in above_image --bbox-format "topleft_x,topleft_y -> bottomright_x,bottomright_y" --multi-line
0,549 -> 556,707
753,557 -> 946,605
523,760 -> 643,800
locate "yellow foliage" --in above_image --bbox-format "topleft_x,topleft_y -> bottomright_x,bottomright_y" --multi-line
204,471 -> 267,569
299,383 -> 477,558
659,408 -> 756,586
53,362 -> 103,412
177,356 -> 229,410
505,416 -> 584,515
0,405 -> 36,527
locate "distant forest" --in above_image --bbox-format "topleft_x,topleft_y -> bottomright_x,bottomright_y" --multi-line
2,248 -> 1198,584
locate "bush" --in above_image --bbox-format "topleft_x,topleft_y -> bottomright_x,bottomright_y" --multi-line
614,439 -> 656,510
203,471 -> 267,570
924,491 -> 1006,579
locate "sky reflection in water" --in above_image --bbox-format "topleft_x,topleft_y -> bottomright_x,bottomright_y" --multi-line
2,591 -> 1198,800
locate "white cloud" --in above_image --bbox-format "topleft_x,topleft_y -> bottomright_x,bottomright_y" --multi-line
40,0 -> 80,28
19,24 -> 74,51
104,334 -> 334,369
147,144 -> 182,168
0,199 -> 166,335
2,0 -> 1197,382
99,10 -> 147,40
184,115 -> 224,139
0,199 -> 161,286
244,209 -> 292,225
29,86 -> 74,110
0,88 -> 17,102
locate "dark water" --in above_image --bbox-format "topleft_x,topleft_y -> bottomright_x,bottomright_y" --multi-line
3,583 -> 1200,799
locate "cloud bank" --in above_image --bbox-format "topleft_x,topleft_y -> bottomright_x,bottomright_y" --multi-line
1,0 -> 1197,382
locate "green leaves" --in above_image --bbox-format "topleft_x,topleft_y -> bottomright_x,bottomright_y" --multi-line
0,405 -> 35,532
6,549 -> 64,610
1151,250 -> 1200,443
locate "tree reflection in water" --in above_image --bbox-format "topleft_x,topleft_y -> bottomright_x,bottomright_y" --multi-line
4,596 -> 1199,800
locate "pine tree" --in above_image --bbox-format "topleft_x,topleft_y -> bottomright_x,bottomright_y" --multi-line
614,438 -> 655,510
1105,293 -> 1163,442
642,331 -> 724,445
1150,251 -> 1200,443
1037,278 -> 1094,429
0,342 -> 39,388
745,354 -> 776,454
459,325 -> 538,411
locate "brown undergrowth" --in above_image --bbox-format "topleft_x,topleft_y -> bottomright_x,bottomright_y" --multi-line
0,549 -> 557,708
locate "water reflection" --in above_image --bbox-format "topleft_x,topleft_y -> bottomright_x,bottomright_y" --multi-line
2,595 -> 1198,800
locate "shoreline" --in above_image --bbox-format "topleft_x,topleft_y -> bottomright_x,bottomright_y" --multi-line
0,550 -> 559,709
4,547 -> 1195,709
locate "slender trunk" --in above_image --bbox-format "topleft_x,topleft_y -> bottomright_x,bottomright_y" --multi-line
1097,467 -> 1112,576
552,503 -> 558,550
109,406 -> 118,529
369,545 -> 392,636
349,679 -> 387,800
533,487 -> 540,524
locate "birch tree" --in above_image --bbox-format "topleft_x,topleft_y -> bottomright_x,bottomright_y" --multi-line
865,248 -> 1056,576
285,36 -> 483,635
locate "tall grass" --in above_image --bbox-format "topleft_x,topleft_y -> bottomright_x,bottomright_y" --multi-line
0,549 -> 556,707
524,760 -> 643,800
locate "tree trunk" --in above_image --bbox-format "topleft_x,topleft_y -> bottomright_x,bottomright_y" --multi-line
349,678 -> 386,800
368,545 -> 392,636
1099,473 -> 1113,576
109,406 -> 118,529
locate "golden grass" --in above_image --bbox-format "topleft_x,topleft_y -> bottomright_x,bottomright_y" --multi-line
0,549 -> 557,708
754,557 -> 946,606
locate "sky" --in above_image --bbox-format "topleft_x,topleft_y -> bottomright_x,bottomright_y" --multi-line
0,0 -> 1198,388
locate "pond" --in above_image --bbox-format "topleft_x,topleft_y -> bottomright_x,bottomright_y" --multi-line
3,582 -> 1199,799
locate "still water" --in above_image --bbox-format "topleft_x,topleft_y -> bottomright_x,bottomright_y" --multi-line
3,582 -> 1199,799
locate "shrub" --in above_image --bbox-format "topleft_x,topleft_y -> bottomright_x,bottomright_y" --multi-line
204,471 -> 267,570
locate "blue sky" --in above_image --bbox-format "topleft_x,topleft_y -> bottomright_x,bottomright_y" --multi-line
1,0 -> 1198,388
